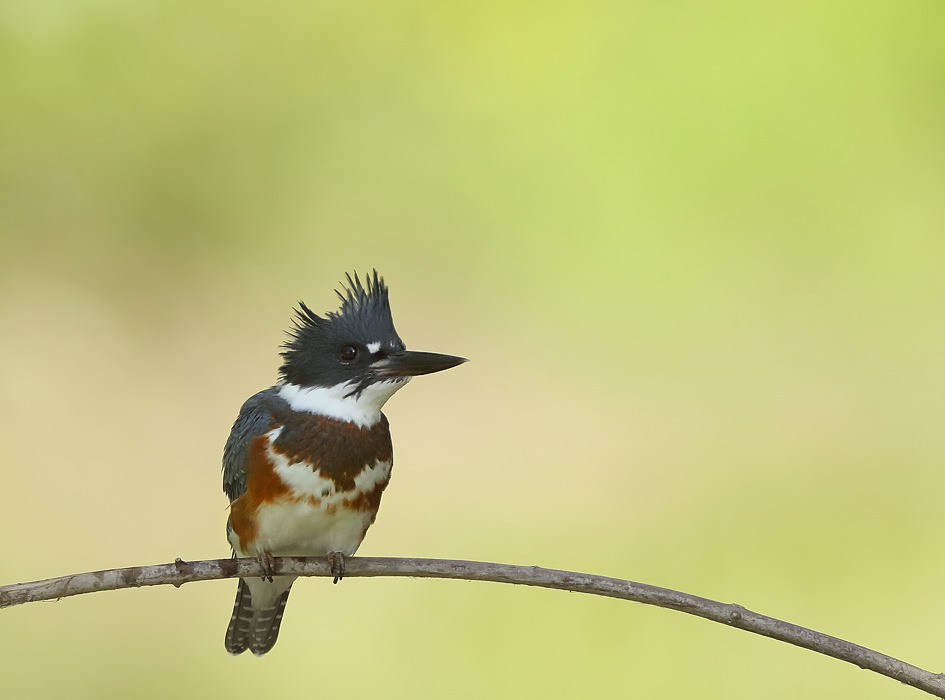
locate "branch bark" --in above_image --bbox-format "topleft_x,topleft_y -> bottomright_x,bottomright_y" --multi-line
2,556 -> 942,697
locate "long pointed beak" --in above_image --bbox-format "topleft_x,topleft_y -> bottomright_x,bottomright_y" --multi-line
371,350 -> 468,378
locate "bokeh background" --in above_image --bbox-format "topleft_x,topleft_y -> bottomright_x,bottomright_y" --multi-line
2,1 -> 944,698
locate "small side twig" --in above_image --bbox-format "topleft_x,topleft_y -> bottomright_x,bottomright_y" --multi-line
2,556 -> 943,697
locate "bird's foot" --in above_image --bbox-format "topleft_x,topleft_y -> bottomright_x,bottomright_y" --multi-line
257,552 -> 275,583
327,552 -> 345,584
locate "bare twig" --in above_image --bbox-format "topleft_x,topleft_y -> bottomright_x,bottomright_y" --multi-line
2,556 -> 942,697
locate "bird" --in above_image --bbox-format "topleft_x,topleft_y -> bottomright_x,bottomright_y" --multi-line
222,270 -> 466,656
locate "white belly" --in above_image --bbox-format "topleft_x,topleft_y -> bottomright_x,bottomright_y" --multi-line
248,498 -> 374,557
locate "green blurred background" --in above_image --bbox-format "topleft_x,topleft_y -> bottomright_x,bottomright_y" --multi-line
2,1 -> 944,697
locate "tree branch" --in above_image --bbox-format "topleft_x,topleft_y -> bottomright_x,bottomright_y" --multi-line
2,556 -> 942,697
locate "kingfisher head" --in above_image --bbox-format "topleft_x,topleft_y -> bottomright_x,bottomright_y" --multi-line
276,270 -> 466,426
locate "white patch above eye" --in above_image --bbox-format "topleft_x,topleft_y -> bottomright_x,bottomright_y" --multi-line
278,378 -> 410,428
366,341 -> 381,354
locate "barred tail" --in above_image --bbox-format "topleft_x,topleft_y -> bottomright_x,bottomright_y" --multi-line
225,577 -> 294,656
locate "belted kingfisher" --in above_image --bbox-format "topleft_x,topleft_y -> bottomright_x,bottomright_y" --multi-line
222,270 -> 466,656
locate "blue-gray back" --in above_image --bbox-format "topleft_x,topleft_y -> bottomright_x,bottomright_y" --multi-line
222,387 -> 289,502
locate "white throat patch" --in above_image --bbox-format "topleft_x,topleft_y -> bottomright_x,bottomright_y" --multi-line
277,378 -> 410,428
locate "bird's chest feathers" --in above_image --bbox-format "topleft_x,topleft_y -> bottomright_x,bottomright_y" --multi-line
269,411 -> 393,494
237,412 -> 394,556
269,417 -> 393,498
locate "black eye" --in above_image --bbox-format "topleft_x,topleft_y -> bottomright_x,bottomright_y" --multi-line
339,345 -> 358,363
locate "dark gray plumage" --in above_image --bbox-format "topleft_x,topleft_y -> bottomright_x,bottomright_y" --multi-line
222,388 -> 286,503
278,271 -> 405,390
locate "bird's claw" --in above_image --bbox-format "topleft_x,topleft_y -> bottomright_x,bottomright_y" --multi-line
327,552 -> 345,584
258,552 -> 275,583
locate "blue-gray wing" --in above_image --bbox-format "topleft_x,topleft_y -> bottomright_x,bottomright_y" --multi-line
222,387 -> 287,502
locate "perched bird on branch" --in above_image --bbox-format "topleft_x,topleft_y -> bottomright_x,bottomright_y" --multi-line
222,271 -> 465,655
